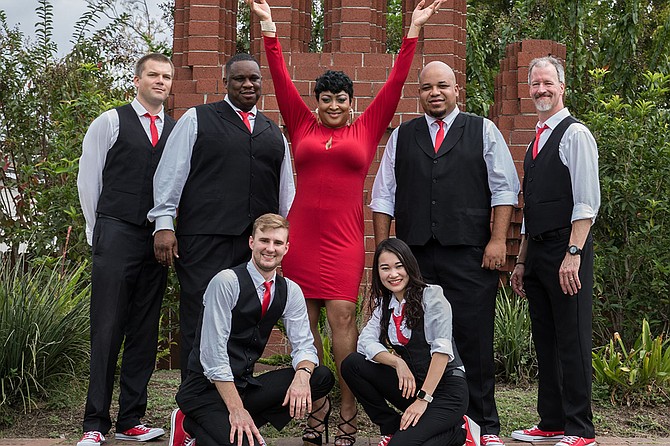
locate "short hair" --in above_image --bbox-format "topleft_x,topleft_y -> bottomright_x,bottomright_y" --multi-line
252,213 -> 289,238
528,56 -> 565,84
225,53 -> 261,81
135,53 -> 174,77
314,70 -> 354,100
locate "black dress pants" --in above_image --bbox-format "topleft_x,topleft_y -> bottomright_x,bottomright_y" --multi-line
174,230 -> 252,380
524,234 -> 595,438
176,366 -> 335,446
83,216 -> 167,433
341,353 -> 468,446
410,240 -> 500,435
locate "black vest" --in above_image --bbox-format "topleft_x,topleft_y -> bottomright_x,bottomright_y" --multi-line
380,304 -> 464,384
96,104 -> 175,225
188,264 -> 288,389
523,116 -> 578,237
176,101 -> 285,236
394,113 -> 490,246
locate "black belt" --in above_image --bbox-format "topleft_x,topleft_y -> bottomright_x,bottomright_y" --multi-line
445,368 -> 466,379
97,213 -> 153,228
530,227 -> 571,242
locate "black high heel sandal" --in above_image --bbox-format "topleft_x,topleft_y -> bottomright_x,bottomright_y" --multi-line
302,396 -> 331,446
334,409 -> 358,446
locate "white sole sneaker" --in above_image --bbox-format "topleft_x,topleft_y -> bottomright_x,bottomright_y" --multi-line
116,428 -> 165,442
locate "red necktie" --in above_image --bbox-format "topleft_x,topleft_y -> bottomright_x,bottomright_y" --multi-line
391,304 -> 410,345
434,120 -> 445,153
144,113 -> 159,146
261,281 -> 272,317
238,110 -> 252,132
532,124 -> 550,159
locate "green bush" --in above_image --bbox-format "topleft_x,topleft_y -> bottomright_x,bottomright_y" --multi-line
592,319 -> 670,406
494,284 -> 536,383
0,256 -> 90,414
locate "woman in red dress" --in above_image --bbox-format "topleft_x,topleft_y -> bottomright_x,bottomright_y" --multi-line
248,1 -> 443,444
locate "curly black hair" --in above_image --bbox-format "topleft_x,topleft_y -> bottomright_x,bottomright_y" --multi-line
369,238 -> 427,344
314,70 -> 354,100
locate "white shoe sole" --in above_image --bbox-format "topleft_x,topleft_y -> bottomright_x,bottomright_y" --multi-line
116,429 -> 165,442
169,409 -> 181,446
511,432 -> 564,442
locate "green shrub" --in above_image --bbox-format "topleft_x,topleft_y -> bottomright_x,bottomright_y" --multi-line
592,319 -> 670,406
494,284 -> 537,383
0,256 -> 90,414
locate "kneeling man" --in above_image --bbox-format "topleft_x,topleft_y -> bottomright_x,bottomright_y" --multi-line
170,213 -> 334,446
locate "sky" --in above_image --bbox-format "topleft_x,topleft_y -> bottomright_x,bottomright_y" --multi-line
2,0 -> 166,56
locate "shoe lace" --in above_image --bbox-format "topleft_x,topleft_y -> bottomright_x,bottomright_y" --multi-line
82,432 -> 102,441
560,436 -> 581,445
378,435 -> 393,446
482,434 -> 501,444
184,436 -> 196,446
130,425 -> 151,434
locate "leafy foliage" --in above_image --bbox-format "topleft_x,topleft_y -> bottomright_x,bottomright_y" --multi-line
0,256 -> 90,415
592,319 -> 670,405
581,69 -> 670,342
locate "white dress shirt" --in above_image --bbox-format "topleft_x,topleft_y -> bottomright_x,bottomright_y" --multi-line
370,107 -> 520,216
200,261 -> 318,383
521,107 -> 600,233
357,284 -> 463,371
78,98 -> 166,245
148,95 -> 296,232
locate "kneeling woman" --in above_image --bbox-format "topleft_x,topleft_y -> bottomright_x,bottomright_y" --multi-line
342,238 -> 477,446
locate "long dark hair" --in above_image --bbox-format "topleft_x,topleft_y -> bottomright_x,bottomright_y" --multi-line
370,238 -> 427,339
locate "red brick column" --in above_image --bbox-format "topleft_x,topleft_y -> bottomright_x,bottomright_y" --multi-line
489,39 -> 567,269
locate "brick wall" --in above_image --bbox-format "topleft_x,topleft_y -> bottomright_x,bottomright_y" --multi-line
489,40 -> 567,268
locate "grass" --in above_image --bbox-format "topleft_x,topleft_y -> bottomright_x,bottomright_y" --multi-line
1,369 -> 670,441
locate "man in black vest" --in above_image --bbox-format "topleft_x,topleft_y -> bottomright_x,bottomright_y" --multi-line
370,61 -> 520,446
169,214 -> 334,446
148,53 -> 295,381
510,56 -> 599,446
77,53 -> 175,446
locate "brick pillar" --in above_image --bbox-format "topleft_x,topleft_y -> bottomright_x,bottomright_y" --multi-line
489,39 -> 567,269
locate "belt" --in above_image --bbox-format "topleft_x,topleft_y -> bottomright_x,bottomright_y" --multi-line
445,368 -> 466,379
530,227 -> 571,242
97,213 -> 153,228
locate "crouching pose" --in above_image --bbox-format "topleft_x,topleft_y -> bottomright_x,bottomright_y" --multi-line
169,214 -> 334,446
341,238 -> 479,446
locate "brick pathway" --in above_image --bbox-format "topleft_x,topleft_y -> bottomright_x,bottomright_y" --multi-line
2,437 -> 670,446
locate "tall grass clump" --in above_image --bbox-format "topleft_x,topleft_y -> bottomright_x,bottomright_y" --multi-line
494,284 -> 536,383
0,256 -> 91,415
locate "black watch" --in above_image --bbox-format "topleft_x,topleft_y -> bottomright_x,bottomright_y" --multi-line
416,389 -> 434,403
567,245 -> 582,256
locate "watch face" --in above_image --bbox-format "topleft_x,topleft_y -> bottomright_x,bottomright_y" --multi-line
568,245 -> 580,255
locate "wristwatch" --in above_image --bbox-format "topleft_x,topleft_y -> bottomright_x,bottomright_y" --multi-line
416,389 -> 433,403
567,245 -> 582,256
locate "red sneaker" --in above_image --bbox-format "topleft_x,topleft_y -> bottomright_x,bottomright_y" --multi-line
463,416 -> 481,446
481,434 -> 505,446
378,435 -> 393,446
511,426 -> 564,442
555,436 -> 596,446
116,425 -> 165,441
169,409 -> 192,446
77,431 -> 105,446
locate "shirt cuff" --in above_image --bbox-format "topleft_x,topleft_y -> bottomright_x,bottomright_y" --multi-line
369,198 -> 395,216
429,337 -> 455,362
203,365 -> 234,383
571,203 -> 598,224
153,215 -> 175,233
491,191 -> 519,207
361,343 -> 389,362
291,351 -> 319,370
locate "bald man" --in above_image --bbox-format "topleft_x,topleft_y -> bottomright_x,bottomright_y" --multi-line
370,61 -> 520,446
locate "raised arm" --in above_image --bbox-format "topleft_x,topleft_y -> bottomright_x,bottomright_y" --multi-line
357,0 -> 444,149
247,0 -> 315,138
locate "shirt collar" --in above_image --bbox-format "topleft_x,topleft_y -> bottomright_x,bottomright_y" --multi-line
387,296 -> 406,315
538,107 -> 570,131
224,95 -> 258,117
424,106 -> 460,128
131,97 -> 164,121
246,260 -> 276,289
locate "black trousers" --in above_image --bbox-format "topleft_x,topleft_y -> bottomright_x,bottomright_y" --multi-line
176,366 -> 334,446
341,353 -> 468,446
524,233 -> 595,438
83,217 -> 167,433
174,230 -> 252,380
410,240 -> 500,435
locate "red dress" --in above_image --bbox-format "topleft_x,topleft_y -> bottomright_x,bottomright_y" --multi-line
265,36 -> 418,302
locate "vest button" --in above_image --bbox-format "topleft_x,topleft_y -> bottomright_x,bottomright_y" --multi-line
432,178 -> 437,183
529,178 -> 534,182
431,200 -> 436,205
431,222 -> 436,227
433,160 -> 438,164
